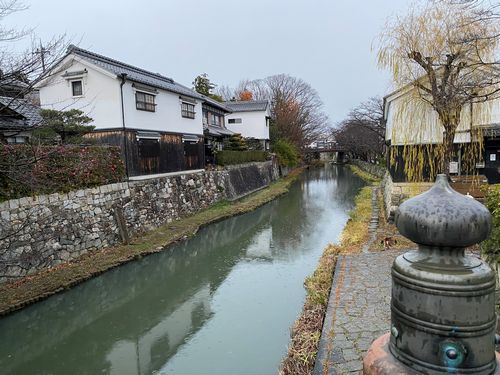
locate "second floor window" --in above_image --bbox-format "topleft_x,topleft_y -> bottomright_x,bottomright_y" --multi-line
182,102 -> 195,119
211,114 -> 222,126
71,80 -> 83,96
136,92 -> 156,112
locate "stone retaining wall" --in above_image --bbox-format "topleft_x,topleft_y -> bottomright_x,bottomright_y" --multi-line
0,161 -> 279,282
381,173 -> 433,221
350,159 -> 386,179
350,159 -> 433,221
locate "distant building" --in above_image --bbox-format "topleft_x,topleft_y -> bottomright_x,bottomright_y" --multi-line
224,100 -> 271,150
0,96 -> 42,144
0,73 -> 40,105
36,45 -> 206,177
306,138 -> 344,163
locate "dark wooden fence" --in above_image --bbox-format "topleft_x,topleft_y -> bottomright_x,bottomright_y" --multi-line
86,129 -> 204,177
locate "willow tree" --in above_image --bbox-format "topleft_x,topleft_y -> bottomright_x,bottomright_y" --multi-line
378,1 -> 500,178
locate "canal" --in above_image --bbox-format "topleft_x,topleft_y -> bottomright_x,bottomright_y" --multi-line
0,165 -> 365,375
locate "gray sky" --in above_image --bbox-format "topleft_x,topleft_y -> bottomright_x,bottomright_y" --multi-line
6,0 -> 414,126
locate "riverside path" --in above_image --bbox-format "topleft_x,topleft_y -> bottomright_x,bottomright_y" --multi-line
313,250 -> 403,374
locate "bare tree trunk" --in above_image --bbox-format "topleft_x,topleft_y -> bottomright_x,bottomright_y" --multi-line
442,128 -> 455,176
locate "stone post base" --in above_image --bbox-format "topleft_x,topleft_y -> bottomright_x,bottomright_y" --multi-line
363,333 -> 500,375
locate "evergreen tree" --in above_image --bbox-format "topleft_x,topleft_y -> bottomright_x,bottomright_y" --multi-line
37,109 -> 94,144
193,73 -> 215,96
224,133 -> 248,151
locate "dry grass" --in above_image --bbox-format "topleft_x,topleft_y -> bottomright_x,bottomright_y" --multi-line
279,186 -> 373,375
0,168 -> 304,316
373,187 -> 417,252
373,219 -> 417,251
349,163 -> 416,252
341,187 -> 373,249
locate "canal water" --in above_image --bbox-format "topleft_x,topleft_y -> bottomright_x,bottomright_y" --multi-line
0,165 -> 365,375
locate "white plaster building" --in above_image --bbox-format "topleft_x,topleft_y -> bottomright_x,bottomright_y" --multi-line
384,84 -> 500,183
36,45 -> 206,176
224,100 -> 271,150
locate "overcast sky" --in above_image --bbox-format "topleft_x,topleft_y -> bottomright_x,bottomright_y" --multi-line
5,0 -> 414,127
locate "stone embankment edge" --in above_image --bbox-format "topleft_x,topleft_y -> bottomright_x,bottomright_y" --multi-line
0,168 -> 304,317
280,172 -> 376,374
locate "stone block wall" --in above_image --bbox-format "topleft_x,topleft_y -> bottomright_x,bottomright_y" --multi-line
381,173 -> 433,221
351,159 -> 386,179
0,161 -> 278,282
223,161 -> 279,200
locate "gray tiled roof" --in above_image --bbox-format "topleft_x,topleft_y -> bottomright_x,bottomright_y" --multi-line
223,100 -> 269,112
67,45 -> 204,100
204,125 -> 234,137
0,96 -> 42,129
202,96 -> 232,112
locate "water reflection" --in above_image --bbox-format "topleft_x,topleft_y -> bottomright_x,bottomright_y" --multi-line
0,165 -> 365,375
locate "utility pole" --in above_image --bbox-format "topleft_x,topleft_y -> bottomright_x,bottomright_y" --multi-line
34,41 -> 49,72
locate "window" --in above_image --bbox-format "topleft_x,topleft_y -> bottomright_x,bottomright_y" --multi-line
182,102 -> 195,119
228,118 -> 242,124
211,113 -> 222,126
71,80 -> 83,96
203,111 -> 209,125
6,136 -> 27,144
136,92 -> 156,112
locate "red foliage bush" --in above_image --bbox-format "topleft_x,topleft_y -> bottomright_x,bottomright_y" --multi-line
0,145 -> 125,201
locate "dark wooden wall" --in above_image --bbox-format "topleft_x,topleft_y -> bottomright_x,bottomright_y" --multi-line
387,142 -> 500,184
86,130 -> 205,177
184,142 -> 204,170
387,146 -> 435,183
484,138 -> 500,184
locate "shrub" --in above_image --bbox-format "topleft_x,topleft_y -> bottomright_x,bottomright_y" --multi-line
215,150 -> 268,166
36,109 -> 95,144
245,137 -> 264,151
223,134 -> 248,151
0,145 -> 125,201
273,139 -> 299,167
481,184 -> 500,262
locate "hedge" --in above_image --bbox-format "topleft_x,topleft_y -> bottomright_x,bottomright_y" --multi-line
481,184 -> 500,262
0,145 -> 125,201
215,150 -> 268,166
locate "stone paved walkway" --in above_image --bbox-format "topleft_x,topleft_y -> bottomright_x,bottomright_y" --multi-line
313,250 -> 403,375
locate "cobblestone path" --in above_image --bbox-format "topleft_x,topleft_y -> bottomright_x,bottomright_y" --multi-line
313,250 -> 403,375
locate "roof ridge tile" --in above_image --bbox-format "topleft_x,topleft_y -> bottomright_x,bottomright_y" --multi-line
68,45 -> 175,84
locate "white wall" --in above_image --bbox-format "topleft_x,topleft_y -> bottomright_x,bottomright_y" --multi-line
473,99 -> 500,127
121,82 -> 203,135
38,55 -> 204,135
225,110 -> 269,140
38,57 -> 122,129
385,85 -> 500,146
386,88 -> 472,145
